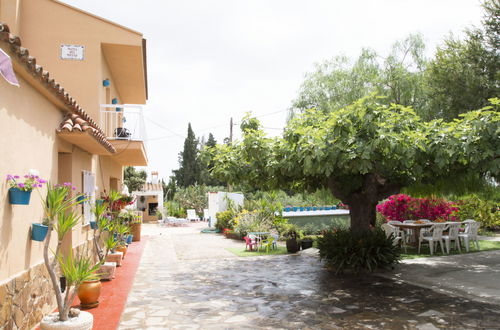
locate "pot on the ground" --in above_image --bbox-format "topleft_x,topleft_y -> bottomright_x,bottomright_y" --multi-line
98,262 -> 116,280
116,245 -> 127,258
130,222 -> 141,241
39,310 -> 93,330
105,251 -> 123,266
286,238 -> 300,253
301,239 -> 313,250
77,280 -> 102,309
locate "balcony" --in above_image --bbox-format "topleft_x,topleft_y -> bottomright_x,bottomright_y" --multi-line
100,104 -> 148,166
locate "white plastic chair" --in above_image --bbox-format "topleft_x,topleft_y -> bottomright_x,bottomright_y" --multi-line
203,209 -> 209,221
387,221 -> 406,242
459,221 -> 480,252
403,220 -> 416,243
442,222 -> 461,254
418,223 -> 446,255
186,209 -> 200,221
381,224 -> 407,252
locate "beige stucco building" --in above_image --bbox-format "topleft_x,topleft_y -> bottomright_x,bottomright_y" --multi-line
0,0 -> 149,328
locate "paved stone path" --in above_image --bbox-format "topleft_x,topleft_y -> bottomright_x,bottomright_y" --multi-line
119,223 -> 500,329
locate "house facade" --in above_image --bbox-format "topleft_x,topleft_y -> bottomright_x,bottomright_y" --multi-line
0,1 -> 148,328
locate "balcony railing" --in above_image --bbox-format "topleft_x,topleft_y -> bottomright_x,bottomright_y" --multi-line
99,104 -> 147,141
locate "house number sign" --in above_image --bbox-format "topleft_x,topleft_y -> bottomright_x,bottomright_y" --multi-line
60,44 -> 85,60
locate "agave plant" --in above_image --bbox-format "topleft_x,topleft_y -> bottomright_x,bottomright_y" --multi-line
40,183 -> 102,322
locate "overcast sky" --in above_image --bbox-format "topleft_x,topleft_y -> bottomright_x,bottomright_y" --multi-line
62,0 -> 484,182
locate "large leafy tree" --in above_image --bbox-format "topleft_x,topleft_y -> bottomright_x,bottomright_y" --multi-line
292,34 -> 428,116
425,0 -> 500,120
175,123 -> 199,187
124,166 -> 147,192
212,96 -> 499,232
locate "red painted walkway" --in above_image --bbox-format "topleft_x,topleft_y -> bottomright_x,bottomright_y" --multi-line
82,237 -> 147,330
37,237 -> 147,330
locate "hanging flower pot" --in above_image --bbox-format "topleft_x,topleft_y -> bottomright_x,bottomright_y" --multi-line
8,188 -> 32,205
126,234 -> 133,244
90,221 -> 98,230
77,195 -> 86,204
31,223 -> 48,241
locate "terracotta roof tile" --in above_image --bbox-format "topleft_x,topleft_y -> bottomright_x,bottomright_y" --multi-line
57,113 -> 116,152
0,23 -> 115,154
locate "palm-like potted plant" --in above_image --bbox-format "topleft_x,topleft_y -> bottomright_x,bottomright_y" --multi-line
39,183 -> 101,330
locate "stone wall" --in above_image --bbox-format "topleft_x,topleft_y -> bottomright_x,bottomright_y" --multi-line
0,261 -> 55,329
0,239 -> 94,329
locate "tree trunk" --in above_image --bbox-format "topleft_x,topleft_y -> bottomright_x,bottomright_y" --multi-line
43,223 -> 66,321
347,196 -> 378,233
327,173 -> 401,233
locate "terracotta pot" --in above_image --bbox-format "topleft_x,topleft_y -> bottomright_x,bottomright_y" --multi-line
40,310 -> 93,330
116,245 -> 127,258
77,280 -> 102,309
130,223 -> 141,242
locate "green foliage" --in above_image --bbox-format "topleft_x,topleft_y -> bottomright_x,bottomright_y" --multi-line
278,223 -> 302,240
232,209 -> 277,237
292,34 -> 428,117
57,251 -> 101,287
173,184 -> 224,215
166,200 -> 186,218
317,228 -> 401,274
55,211 -> 80,241
213,95 -> 500,231
175,123 -> 199,187
104,234 -> 118,254
215,210 -> 234,230
424,0 -> 500,120
124,166 -> 147,193
456,195 -> 500,229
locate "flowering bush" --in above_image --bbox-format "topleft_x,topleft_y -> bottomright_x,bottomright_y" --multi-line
6,174 -> 46,191
233,209 -> 274,237
376,194 -> 459,222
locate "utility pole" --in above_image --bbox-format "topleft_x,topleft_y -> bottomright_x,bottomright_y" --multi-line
228,117 -> 233,192
229,117 -> 233,145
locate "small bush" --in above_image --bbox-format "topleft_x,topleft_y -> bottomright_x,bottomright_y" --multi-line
317,227 -> 401,274
215,210 -> 234,230
456,195 -> 500,229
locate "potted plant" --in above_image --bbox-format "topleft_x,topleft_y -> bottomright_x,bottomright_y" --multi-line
300,236 -> 314,250
6,174 -> 46,205
38,183 -> 101,330
114,223 -> 130,258
281,223 -> 301,253
31,218 -> 49,242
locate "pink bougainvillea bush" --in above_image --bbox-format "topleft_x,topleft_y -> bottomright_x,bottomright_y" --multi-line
376,194 -> 459,222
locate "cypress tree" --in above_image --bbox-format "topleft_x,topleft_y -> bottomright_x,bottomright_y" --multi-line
176,123 -> 199,187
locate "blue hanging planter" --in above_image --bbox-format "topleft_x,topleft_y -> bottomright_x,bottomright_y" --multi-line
8,188 -> 31,205
111,98 -> 118,104
32,223 -> 48,242
126,235 -> 133,244
76,195 -> 86,205
103,79 -> 110,87
96,199 -> 104,206
90,221 -> 98,230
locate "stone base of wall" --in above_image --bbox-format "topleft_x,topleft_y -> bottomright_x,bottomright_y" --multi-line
0,262 -> 55,330
0,239 -> 94,329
